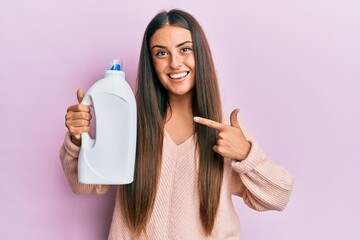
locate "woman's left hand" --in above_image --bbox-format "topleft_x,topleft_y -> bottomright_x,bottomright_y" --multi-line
193,109 -> 251,161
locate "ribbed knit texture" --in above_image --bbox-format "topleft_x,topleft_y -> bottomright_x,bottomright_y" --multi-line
59,117 -> 293,239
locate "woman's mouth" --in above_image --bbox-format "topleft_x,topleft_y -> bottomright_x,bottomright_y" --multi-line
168,71 -> 189,80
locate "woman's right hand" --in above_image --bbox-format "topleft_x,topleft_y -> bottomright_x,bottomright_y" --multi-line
65,89 -> 92,146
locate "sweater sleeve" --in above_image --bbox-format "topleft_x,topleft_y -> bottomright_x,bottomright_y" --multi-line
221,111 -> 293,211
230,138 -> 293,211
59,132 -> 111,195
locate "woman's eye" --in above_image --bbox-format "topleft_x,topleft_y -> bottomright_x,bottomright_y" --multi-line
155,50 -> 167,57
181,47 -> 192,53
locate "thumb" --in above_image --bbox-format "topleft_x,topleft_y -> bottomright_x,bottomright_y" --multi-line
230,108 -> 240,128
77,88 -> 85,103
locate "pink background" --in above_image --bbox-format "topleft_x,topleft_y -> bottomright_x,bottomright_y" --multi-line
1,0 -> 359,239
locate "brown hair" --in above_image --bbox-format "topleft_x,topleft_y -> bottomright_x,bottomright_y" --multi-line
120,9 -> 224,236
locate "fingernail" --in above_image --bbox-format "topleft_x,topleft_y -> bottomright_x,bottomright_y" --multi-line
193,117 -> 199,122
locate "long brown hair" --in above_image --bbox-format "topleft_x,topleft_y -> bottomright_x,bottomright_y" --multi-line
120,9 -> 224,236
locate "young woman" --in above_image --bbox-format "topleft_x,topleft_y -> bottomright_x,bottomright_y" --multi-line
62,9 -> 293,239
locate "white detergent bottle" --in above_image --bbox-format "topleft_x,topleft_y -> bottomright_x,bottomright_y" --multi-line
78,58 -> 137,184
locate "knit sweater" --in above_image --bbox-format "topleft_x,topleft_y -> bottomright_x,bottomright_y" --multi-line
60,119 -> 293,240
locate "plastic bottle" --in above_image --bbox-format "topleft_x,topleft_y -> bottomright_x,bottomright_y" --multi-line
78,58 -> 137,184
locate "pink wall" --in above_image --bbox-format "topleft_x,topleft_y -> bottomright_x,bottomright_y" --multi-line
1,0 -> 359,239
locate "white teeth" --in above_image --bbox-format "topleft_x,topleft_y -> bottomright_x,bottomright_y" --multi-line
169,72 -> 188,79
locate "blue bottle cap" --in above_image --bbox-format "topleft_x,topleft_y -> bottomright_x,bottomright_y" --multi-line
111,64 -> 121,71
108,58 -> 122,71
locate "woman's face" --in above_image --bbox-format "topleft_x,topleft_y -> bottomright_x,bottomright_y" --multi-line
150,24 -> 195,99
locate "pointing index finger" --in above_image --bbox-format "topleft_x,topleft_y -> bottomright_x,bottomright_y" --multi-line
193,116 -> 224,130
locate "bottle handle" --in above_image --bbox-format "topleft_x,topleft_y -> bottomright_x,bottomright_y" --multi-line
80,94 -> 95,149
81,132 -> 95,149
81,92 -> 92,106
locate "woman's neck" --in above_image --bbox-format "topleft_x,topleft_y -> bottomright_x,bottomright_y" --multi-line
167,93 -> 193,116
165,93 -> 194,145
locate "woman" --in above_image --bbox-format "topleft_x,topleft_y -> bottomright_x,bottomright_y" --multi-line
62,9 -> 293,239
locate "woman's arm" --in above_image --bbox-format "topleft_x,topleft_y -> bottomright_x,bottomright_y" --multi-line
230,139 -> 293,211
194,109 -> 293,211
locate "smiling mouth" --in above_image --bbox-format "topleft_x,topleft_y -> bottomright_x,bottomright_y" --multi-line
168,72 -> 189,79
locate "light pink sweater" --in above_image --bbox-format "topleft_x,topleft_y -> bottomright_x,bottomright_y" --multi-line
60,121 -> 293,239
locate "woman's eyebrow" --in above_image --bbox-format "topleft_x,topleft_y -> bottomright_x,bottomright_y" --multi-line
151,41 -> 193,50
176,40 -> 193,47
151,45 -> 166,49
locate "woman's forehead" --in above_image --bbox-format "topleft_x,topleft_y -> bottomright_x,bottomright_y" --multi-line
150,25 -> 192,47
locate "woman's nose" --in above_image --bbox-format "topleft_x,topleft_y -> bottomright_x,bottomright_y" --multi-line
169,53 -> 182,69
